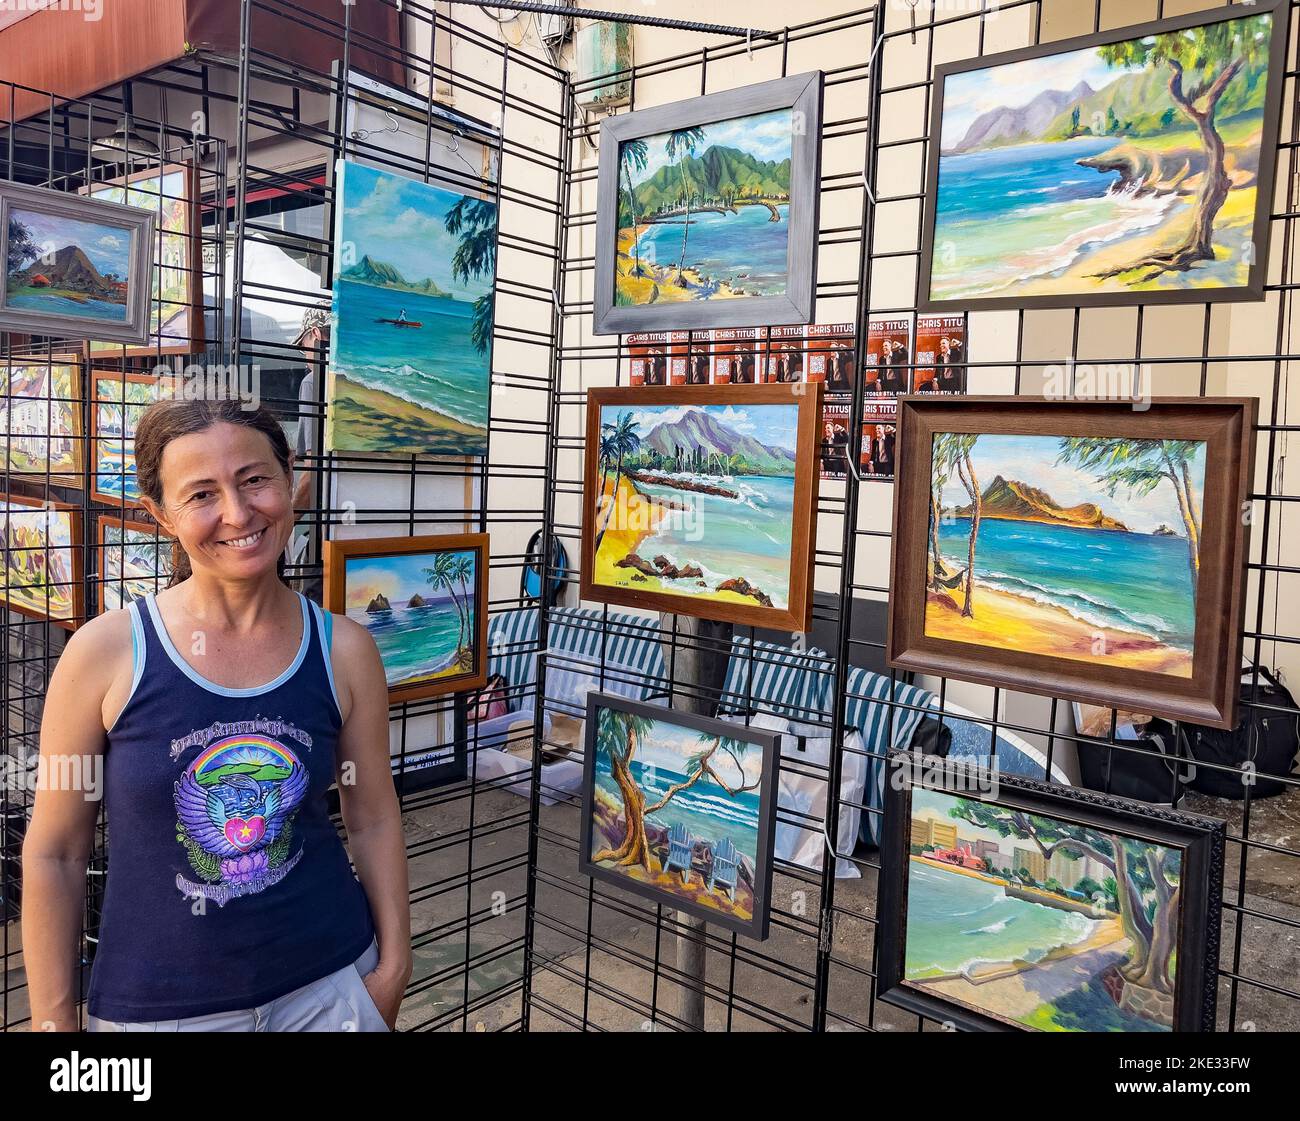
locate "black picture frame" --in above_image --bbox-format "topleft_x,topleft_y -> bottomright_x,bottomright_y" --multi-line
593,72 -> 823,334
577,691 -> 781,941
877,754 -> 1225,1033
917,0 -> 1290,313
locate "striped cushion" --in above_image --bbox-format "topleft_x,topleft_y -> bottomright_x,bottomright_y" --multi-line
717,636 -> 835,724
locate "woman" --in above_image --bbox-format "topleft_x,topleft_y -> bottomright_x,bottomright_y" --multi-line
22,397 -> 411,1031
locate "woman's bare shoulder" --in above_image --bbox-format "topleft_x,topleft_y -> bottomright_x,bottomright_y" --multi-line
63,606 -> 135,661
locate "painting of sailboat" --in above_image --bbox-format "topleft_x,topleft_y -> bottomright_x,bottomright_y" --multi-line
324,533 -> 489,704
921,2 -> 1287,309
326,160 -> 497,457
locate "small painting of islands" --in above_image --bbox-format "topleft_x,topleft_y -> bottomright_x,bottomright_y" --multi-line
615,108 -> 793,307
926,433 -> 1206,677
327,161 -> 497,457
926,6 -> 1283,307
901,787 -> 1184,1031
588,396 -> 809,624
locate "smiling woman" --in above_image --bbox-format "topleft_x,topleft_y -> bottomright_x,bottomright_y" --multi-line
21,396 -> 413,1033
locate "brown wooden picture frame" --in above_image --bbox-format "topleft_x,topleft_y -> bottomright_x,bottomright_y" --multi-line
1,353 -> 85,489
80,162 -> 204,359
323,532 -> 490,706
886,396 -> 1256,729
96,512 -> 170,615
580,383 -> 821,632
1,491 -> 84,630
88,369 -> 162,508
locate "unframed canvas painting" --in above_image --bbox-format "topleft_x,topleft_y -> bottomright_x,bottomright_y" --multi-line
615,108 -> 794,307
592,400 -> 801,614
926,433 -> 1205,677
327,161 -> 496,457
903,788 -> 1184,1032
926,6 -> 1283,306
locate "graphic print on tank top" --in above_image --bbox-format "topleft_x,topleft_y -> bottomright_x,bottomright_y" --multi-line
172,719 -> 314,906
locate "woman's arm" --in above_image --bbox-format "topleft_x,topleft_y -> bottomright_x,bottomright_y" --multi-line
22,612 -> 129,1031
331,616 -> 412,1027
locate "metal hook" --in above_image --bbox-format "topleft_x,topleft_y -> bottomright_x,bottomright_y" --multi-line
746,28 -> 753,60
842,439 -> 863,483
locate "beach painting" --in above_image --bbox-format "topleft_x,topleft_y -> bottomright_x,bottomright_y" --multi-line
90,372 -> 163,506
324,533 -> 489,704
580,693 -> 779,939
1,497 -> 80,628
923,3 -> 1286,309
926,432 -> 1206,677
326,160 -> 496,457
0,358 -> 82,485
582,385 -> 820,630
897,787 -> 1188,1031
98,515 -> 170,613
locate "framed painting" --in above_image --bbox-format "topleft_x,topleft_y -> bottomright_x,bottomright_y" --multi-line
0,178 -> 155,343
878,755 -> 1224,1032
918,0 -> 1289,312
326,159 -> 496,457
97,514 -> 171,613
323,532 -> 489,705
81,162 -> 203,357
89,371 -> 165,507
886,396 -> 1256,729
578,692 -> 781,940
1,492 -> 83,629
580,383 -> 822,631
0,355 -> 83,488
592,72 -> 823,334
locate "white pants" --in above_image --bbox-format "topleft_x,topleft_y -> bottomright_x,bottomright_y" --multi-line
88,938 -> 389,1032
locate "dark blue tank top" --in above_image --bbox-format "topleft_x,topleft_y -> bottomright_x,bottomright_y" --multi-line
87,590 -> 375,1021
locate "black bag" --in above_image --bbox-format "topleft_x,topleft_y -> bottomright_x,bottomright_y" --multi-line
1176,667 -> 1299,800
1076,728 -> 1192,804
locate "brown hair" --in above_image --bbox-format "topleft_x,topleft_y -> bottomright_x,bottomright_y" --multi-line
133,397 -> 293,588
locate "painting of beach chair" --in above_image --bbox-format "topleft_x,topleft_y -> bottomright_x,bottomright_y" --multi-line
662,824 -> 694,884
709,838 -> 738,901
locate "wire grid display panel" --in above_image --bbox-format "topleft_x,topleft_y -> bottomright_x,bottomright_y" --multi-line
0,79 -> 226,1028
222,0 -> 568,1032
822,0 -> 1300,1034
532,8 -> 880,1032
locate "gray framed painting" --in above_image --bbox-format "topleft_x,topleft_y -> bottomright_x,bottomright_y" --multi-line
593,72 -> 823,335
918,0 -> 1289,312
1,179 -> 156,344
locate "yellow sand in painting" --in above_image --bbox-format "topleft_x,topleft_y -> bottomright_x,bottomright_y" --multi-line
614,226 -> 745,305
925,582 -> 1192,677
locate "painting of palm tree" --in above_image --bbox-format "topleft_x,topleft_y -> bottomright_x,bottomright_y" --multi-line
925,431 -> 1207,676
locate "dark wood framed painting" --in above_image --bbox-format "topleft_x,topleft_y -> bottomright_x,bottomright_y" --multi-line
323,533 -> 489,705
0,178 -> 156,344
578,691 -> 781,941
886,396 -> 1256,729
592,72 -> 823,334
97,514 -> 171,614
581,382 -> 822,631
81,162 -> 203,358
917,0 -> 1289,312
878,754 -> 1224,1032
0,354 -> 84,489
0,492 -> 83,629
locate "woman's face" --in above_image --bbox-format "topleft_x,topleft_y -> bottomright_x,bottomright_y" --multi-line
144,421 -> 294,581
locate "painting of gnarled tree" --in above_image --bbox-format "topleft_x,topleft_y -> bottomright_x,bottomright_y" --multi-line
922,2 -> 1287,309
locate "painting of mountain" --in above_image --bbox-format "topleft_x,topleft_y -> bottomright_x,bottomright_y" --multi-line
924,5 -> 1285,308
925,432 -> 1206,676
614,107 -> 795,306
5,207 -> 133,322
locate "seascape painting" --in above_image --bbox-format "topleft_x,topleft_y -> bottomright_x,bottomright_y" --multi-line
343,546 -> 481,695
926,433 -> 1205,677
0,359 -> 81,483
584,698 -> 776,935
327,160 -> 496,457
926,6 -> 1283,306
91,373 -> 160,506
591,400 -> 801,614
902,787 -> 1184,1031
614,107 -> 794,307
99,517 -> 170,613
5,206 -> 134,322
2,499 -> 78,626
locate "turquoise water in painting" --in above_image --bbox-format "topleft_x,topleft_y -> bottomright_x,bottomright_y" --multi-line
631,204 -> 790,296
332,277 -> 490,435
353,599 -> 467,689
931,137 -> 1183,301
936,517 -> 1197,649
6,290 -> 128,321
905,861 -> 1099,979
